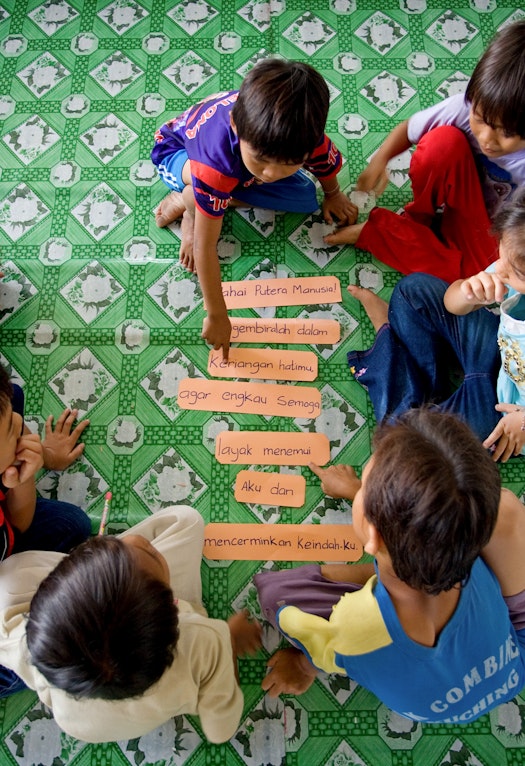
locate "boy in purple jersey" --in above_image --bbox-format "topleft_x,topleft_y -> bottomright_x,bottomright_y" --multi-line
151,58 -> 357,358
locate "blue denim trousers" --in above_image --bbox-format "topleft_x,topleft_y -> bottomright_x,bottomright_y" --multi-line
0,497 -> 92,698
348,273 -> 501,441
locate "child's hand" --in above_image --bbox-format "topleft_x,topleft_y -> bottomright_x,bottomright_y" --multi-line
459,271 -> 507,305
356,160 -> 389,197
309,462 -> 361,500
2,434 -> 44,488
43,408 -> 89,470
261,648 -> 318,698
228,610 -> 262,657
202,313 -> 231,360
322,192 -> 358,227
483,405 -> 525,462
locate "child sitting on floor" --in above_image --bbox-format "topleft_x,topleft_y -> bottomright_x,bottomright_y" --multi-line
255,409 -> 525,723
0,362 -> 91,560
0,362 -> 92,695
325,20 -> 525,283
151,57 -> 357,357
0,505 -> 261,743
346,187 -> 525,461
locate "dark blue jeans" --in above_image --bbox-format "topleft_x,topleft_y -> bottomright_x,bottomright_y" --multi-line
348,273 -> 501,441
0,497 -> 92,698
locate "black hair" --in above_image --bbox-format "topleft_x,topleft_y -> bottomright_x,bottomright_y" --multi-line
0,363 -> 13,418
491,186 -> 525,268
231,58 -> 330,163
465,20 -> 525,139
26,535 -> 179,700
364,409 -> 500,595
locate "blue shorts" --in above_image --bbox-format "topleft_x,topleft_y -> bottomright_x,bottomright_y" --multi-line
157,150 -> 319,214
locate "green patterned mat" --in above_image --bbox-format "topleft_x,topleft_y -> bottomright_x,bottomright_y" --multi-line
1,0 -> 525,764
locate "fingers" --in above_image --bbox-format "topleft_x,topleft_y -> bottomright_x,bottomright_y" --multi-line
308,462 -> 323,479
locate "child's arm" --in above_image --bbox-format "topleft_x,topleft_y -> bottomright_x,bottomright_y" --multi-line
319,178 -> 358,227
193,210 -> 232,359
308,462 -> 361,500
482,405 -> 525,462
444,268 -> 507,315
42,408 -> 89,470
481,488 -> 525,597
356,120 -> 411,196
2,429 -> 44,533
227,610 -> 262,682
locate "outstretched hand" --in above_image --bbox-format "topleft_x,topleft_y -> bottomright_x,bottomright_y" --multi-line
309,462 -> 361,500
261,648 -> 318,698
42,408 -> 89,470
228,610 -> 262,657
483,404 -> 525,462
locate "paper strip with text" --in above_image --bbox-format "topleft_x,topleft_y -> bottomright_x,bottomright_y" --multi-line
177,378 -> 321,418
215,431 -> 330,465
203,523 -> 363,561
234,470 -> 305,507
220,276 -> 341,309
208,347 -> 318,381
228,317 -> 340,344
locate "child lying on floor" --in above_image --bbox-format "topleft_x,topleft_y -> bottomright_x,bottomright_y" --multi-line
0,506 -> 261,743
325,20 -> 525,283
151,57 -> 357,358
255,409 -> 525,724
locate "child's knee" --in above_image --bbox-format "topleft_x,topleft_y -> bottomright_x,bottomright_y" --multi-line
414,125 -> 470,167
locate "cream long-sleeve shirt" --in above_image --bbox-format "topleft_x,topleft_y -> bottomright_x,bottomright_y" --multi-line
0,506 -> 243,744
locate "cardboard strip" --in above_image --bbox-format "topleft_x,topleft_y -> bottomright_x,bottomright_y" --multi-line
234,470 -> 305,507
208,347 -> 318,381
203,523 -> 363,561
177,378 -> 321,418
215,431 -> 330,465
229,317 -> 340,345
220,276 -> 341,309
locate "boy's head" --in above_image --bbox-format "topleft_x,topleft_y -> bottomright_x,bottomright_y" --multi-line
359,409 -> 500,595
231,58 -> 330,165
26,534 -> 178,700
492,187 -> 525,292
466,20 -> 525,151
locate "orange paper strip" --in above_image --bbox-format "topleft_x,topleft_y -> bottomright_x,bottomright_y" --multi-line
203,523 -> 363,561
229,317 -> 340,345
234,470 -> 305,507
178,378 -> 321,418
215,431 -> 330,465
220,276 -> 341,309
208,348 -> 318,381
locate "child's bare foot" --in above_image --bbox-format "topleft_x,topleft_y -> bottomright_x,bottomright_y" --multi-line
324,222 -> 365,246
179,211 -> 196,272
347,285 -> 389,331
155,191 -> 186,228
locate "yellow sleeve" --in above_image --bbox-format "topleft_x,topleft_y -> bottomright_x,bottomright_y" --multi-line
277,575 -> 393,673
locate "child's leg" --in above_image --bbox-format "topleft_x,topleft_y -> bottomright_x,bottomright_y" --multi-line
120,505 -> 205,607
12,497 -> 91,555
232,169 -> 319,213
353,127 -> 498,281
389,273 -> 501,439
254,564 -> 363,630
0,665 -> 26,698
155,150 -> 189,227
